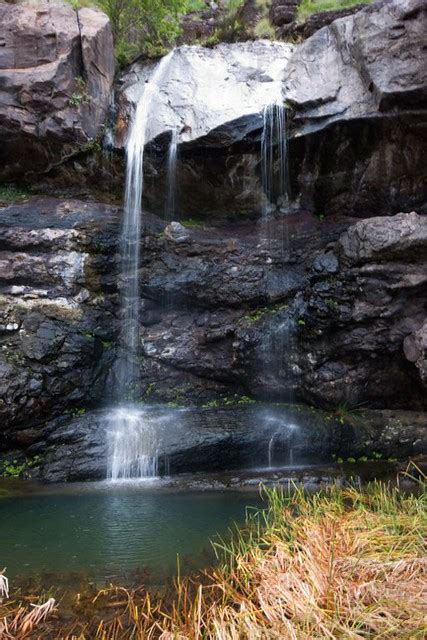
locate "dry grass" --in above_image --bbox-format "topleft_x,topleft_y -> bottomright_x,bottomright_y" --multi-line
1,466 -> 426,639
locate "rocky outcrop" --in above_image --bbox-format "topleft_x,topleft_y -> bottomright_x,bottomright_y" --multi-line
115,40 -> 294,149
0,198 -> 120,446
136,211 -> 427,409
23,405 -> 427,482
0,0 -> 114,181
0,198 -> 425,474
1,199 -> 425,439
99,0 -> 426,218
3,1 -> 425,219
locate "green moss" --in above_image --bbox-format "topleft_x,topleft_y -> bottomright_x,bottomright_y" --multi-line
202,394 -> 257,409
180,218 -> 207,230
240,302 -> 289,325
0,184 -> 32,205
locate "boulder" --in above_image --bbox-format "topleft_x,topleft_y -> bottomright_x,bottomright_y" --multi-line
287,0 -> 427,134
0,0 -> 114,181
115,40 -> 294,149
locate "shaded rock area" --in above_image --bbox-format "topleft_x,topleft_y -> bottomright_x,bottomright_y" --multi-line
0,0 -> 114,181
22,405 -> 427,482
1,198 -> 425,463
138,211 -> 427,409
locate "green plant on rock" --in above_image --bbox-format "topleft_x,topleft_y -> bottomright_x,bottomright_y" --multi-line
0,455 -> 41,479
67,407 -> 87,417
0,184 -> 32,205
333,402 -> 358,425
180,218 -> 207,230
241,303 -> 289,325
253,16 -> 275,39
69,76 -> 90,108
297,0 -> 373,22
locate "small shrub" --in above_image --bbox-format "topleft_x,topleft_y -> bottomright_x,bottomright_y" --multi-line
253,16 -> 275,39
68,76 -> 89,108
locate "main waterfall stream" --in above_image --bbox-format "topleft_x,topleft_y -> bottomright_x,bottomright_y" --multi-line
108,52 -> 175,480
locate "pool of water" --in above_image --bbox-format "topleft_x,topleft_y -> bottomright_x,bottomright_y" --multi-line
0,482 -> 261,584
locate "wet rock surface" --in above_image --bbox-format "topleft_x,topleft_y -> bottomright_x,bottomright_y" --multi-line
0,0 -> 114,181
0,198 -> 120,442
1,198 -> 425,470
28,404 -> 427,482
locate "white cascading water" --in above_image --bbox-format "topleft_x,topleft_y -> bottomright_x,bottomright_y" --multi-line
261,102 -> 289,216
165,128 -> 178,220
108,51 -> 175,481
107,408 -> 159,479
258,101 -> 296,450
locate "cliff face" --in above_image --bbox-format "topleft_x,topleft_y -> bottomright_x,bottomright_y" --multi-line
1,200 -> 425,436
0,0 -> 114,181
0,0 -> 426,477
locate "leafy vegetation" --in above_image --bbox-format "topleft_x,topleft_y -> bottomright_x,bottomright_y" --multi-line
1,469 -> 425,638
0,456 -> 41,479
68,76 -> 89,107
0,185 -> 31,206
68,0 -> 194,65
297,0 -> 373,21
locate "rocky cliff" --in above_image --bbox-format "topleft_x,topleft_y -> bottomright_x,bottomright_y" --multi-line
0,0 -> 114,181
108,0 -> 426,218
0,0 -> 426,477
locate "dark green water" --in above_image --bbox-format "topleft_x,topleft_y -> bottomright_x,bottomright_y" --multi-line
0,483 -> 261,584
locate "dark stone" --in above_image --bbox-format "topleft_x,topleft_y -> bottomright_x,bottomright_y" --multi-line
37,404 -> 427,482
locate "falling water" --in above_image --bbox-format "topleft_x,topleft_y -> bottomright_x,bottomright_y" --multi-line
261,102 -> 290,216
117,51 -> 175,398
109,51 -> 175,480
165,128 -> 178,220
107,408 -> 159,480
258,101 -> 293,397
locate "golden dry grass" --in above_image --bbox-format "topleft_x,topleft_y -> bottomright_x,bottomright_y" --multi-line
1,470 -> 426,639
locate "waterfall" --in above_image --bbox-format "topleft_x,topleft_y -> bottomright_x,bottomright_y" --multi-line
107,408 -> 159,480
165,128 -> 178,220
117,51 -> 175,398
258,101 -> 293,397
108,51 -> 175,480
261,102 -> 289,216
